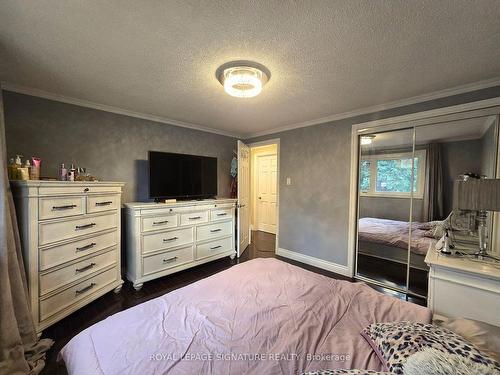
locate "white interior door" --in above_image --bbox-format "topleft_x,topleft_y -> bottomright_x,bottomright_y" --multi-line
256,154 -> 277,234
237,140 -> 250,257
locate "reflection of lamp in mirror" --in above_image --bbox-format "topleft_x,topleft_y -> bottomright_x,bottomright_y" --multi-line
453,177 -> 500,261
360,135 -> 375,146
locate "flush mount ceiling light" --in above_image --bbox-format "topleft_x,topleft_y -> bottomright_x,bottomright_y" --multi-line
216,61 -> 271,98
360,135 -> 376,145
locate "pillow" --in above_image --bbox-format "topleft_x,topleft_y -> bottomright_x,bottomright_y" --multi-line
361,321 -> 500,375
404,347 -> 500,375
303,371 -> 390,375
432,315 -> 500,363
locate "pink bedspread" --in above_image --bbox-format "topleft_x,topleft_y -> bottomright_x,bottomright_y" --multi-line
358,217 -> 437,255
59,258 -> 431,374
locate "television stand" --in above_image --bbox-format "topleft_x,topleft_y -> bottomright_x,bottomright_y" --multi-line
124,198 -> 237,289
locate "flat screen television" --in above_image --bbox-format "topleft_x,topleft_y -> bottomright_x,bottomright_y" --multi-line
148,151 -> 218,200
149,151 -> 217,200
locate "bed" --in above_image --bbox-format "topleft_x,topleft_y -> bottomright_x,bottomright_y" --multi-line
59,258 -> 431,375
358,217 -> 438,270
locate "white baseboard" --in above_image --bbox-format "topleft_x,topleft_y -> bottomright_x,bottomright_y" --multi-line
276,247 -> 350,277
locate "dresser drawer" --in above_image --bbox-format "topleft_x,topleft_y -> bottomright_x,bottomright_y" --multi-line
39,196 -> 85,220
87,194 -> 120,214
196,221 -> 233,242
143,246 -> 193,276
40,230 -> 117,270
142,214 -> 178,232
179,211 -> 208,226
40,249 -> 117,296
142,227 -> 193,254
39,185 -> 122,196
39,267 -> 117,321
210,208 -> 234,222
39,213 -> 118,246
196,237 -> 233,260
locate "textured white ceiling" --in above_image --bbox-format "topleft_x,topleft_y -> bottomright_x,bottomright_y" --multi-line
1,1 -> 500,137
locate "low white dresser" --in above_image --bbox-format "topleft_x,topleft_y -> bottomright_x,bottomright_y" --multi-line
425,248 -> 500,326
125,199 -> 237,290
11,180 -> 124,333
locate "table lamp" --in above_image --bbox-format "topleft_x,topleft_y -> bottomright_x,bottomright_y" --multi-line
453,177 -> 500,261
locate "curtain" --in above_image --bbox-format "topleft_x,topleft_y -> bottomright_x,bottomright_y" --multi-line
0,89 -> 52,375
423,143 -> 444,221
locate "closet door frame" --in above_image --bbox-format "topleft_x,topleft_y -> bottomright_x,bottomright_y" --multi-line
348,100 -> 500,279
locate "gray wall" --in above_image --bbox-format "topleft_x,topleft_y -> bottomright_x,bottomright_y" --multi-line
359,196 -> 418,222
481,121 -> 498,178
249,85 -> 500,267
3,91 -> 236,203
441,139 -> 483,215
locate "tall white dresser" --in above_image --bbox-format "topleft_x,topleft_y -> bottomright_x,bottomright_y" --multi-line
11,181 -> 124,333
125,199 -> 237,290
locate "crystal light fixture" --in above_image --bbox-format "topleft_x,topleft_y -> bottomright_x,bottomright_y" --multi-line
216,61 -> 270,98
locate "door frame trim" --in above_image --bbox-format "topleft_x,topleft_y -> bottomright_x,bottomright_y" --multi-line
248,138 -> 281,253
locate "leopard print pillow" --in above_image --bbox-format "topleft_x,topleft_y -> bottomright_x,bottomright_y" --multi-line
361,321 -> 500,375
303,371 -> 390,375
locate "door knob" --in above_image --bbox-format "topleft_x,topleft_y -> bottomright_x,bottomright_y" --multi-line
258,197 -> 262,199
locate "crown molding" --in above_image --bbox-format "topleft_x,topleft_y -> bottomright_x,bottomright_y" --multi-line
3,77 -> 500,141
0,82 -> 243,139
245,77 -> 500,139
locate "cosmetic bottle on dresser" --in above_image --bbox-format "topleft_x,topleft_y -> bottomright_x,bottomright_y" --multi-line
59,163 -> 68,181
30,157 -> 41,180
68,164 -> 76,181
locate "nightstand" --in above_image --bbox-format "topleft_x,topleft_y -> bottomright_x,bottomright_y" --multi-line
425,247 -> 500,327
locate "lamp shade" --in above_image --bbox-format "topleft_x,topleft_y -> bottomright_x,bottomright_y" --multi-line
453,178 -> 500,211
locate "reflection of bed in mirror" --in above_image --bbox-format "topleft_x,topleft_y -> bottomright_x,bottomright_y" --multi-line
358,217 -> 437,270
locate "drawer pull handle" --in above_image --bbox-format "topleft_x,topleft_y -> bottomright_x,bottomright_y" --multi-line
75,223 -> 96,230
210,229 -> 222,233
76,282 -> 95,295
163,237 -> 178,242
84,188 -> 90,192
52,204 -> 77,210
76,262 -> 96,273
95,201 -> 113,206
76,242 -> 96,252
163,256 -> 178,263
153,220 -> 169,225
189,216 -> 202,220
210,245 -> 222,250
216,213 -> 227,216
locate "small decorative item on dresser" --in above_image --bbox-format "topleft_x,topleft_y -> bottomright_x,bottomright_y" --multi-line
68,163 -> 76,181
30,157 -> 41,180
59,163 -> 68,181
18,159 -> 30,180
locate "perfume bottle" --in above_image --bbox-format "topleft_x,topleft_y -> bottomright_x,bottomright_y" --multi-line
60,163 -> 68,181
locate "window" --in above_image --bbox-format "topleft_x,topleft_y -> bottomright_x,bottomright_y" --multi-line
359,150 -> 426,198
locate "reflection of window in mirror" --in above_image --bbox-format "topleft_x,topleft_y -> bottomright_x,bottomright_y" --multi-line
360,150 -> 426,198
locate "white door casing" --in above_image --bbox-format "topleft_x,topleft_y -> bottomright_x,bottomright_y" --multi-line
237,140 -> 250,256
256,154 -> 277,234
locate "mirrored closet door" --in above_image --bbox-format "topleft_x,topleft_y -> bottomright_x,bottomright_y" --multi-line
355,113 -> 499,300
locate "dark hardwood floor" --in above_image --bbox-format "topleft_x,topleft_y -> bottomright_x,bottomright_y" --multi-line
40,230 -> 419,375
